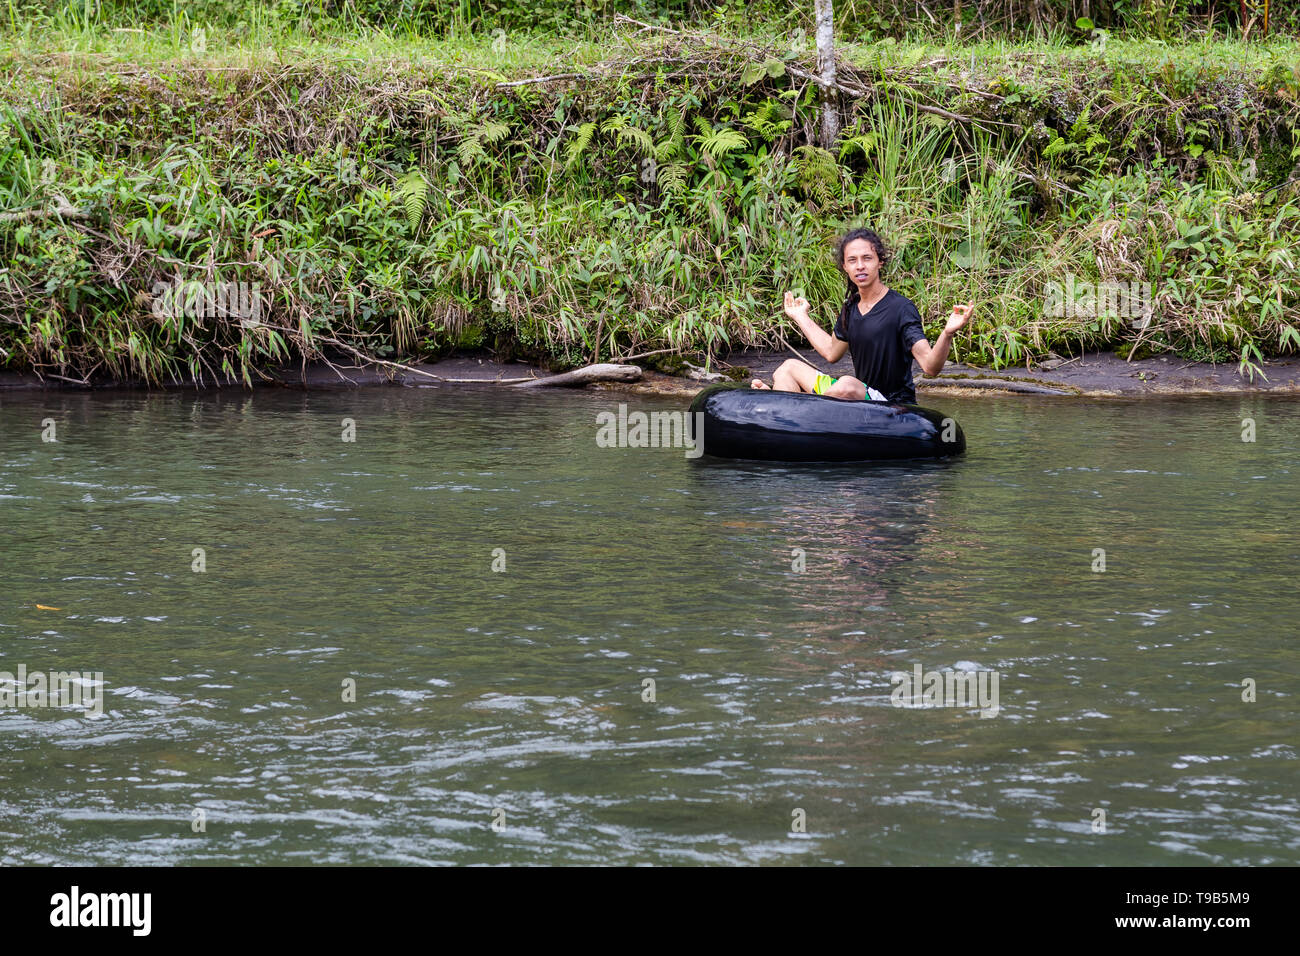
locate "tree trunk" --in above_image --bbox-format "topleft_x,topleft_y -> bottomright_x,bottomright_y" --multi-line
814,0 -> 839,151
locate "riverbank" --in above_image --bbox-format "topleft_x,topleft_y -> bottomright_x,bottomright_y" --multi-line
2,21 -> 1298,386
7,348 -> 1300,398
721,349 -> 1300,398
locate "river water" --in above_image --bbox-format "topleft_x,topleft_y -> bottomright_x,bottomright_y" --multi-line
1,388 -> 1296,865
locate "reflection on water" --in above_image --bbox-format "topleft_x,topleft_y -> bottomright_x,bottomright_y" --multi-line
0,388 -> 1296,865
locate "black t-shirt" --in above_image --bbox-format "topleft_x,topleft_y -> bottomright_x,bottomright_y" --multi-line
831,288 -> 928,404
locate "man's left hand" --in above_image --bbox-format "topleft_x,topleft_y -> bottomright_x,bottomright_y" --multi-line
944,302 -> 974,336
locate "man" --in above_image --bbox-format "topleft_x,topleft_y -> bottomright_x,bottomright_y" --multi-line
752,228 -> 973,404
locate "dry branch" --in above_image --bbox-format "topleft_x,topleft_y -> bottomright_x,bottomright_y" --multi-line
511,363 -> 642,388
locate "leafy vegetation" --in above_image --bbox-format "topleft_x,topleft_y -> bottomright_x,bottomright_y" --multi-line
1,10 -> 1298,384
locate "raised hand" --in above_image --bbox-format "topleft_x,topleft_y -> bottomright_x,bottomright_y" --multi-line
944,302 -> 974,336
784,290 -> 811,321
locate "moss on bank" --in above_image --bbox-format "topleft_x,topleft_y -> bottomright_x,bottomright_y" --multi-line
1,23 -> 1298,385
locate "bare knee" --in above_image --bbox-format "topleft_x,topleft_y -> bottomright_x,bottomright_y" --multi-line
826,376 -> 867,400
773,358 -> 813,392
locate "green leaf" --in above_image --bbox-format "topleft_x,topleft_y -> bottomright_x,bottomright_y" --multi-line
615,125 -> 655,154
395,168 -> 429,230
479,120 -> 510,143
696,127 -> 749,160
563,121 -> 597,168
838,133 -> 878,160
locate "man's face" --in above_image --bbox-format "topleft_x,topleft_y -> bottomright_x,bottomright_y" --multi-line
843,239 -> 881,290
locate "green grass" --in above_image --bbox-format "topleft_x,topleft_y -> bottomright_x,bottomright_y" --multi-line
3,10 -> 1296,78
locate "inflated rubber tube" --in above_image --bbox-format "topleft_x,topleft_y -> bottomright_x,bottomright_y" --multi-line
688,384 -> 965,462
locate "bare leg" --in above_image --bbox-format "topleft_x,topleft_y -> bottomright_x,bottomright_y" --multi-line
753,367 -> 882,399
825,375 -> 867,400
771,359 -> 821,392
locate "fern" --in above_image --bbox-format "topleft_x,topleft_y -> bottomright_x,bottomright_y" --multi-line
654,109 -> 687,162
456,137 -> 487,168
742,99 -> 775,125
666,109 -> 686,142
396,168 -> 429,230
616,125 -> 655,155
1043,134 -> 1071,159
655,113 -> 686,162
1069,103 -> 1093,140
600,113 -> 654,155
440,111 -> 471,132
741,100 -> 791,141
839,132 -> 878,161
694,126 -> 749,161
442,115 -> 510,170
656,163 -> 688,195
792,145 -> 841,206
479,120 -> 510,144
564,121 -> 597,168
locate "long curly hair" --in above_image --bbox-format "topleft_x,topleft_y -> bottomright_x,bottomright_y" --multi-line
834,228 -> 890,322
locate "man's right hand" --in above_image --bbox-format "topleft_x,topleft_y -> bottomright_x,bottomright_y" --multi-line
784,291 -> 811,321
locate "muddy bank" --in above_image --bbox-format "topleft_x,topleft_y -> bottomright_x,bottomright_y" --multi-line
5,349 -> 1300,398
694,350 -> 1300,399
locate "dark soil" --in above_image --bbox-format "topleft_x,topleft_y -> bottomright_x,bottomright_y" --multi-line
5,350 -> 1300,398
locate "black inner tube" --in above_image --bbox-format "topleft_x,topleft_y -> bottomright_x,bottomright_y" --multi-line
688,384 -> 965,462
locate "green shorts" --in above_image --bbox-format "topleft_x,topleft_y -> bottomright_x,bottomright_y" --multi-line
813,374 -> 885,402
812,373 -> 839,396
